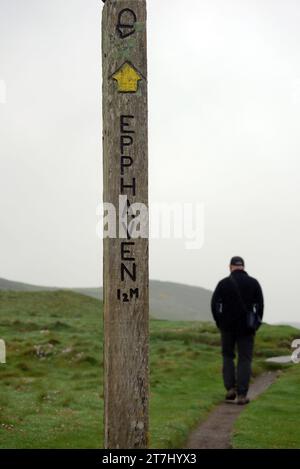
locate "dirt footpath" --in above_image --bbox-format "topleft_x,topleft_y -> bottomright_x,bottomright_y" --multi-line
185,371 -> 278,449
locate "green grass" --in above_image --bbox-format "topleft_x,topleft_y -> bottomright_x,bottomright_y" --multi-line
0,290 -> 299,448
232,364 -> 300,449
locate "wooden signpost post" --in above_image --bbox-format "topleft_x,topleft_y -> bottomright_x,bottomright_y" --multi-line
102,0 -> 149,449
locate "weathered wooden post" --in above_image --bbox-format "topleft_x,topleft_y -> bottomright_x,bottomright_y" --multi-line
102,0 -> 149,449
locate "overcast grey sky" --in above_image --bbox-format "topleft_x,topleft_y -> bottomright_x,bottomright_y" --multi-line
1,0 -> 300,323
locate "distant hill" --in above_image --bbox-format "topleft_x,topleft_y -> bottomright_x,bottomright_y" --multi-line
0,277 -> 213,322
150,280 -> 212,322
75,281 -> 213,321
0,277 -> 55,292
275,322 -> 300,330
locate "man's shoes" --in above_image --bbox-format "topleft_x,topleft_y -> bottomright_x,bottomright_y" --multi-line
225,388 -> 237,401
237,395 -> 250,405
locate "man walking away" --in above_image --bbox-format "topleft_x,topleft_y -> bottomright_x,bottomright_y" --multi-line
211,257 -> 264,405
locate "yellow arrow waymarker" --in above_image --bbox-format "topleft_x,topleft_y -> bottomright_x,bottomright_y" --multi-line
112,62 -> 143,93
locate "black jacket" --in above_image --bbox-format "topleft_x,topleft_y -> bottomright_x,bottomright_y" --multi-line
211,270 -> 264,334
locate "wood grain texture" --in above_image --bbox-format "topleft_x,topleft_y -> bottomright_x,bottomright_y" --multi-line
102,0 -> 149,449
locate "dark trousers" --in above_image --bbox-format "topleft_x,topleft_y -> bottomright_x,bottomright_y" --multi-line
221,330 -> 254,396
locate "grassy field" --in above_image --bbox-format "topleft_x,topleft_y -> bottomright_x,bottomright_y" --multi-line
233,364 -> 300,449
0,290 -> 299,448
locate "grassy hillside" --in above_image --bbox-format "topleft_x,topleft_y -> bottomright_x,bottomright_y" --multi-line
1,278 -> 213,322
0,290 -> 298,448
233,364 -> 300,448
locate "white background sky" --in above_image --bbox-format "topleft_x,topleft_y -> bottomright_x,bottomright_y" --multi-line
1,0 -> 300,323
